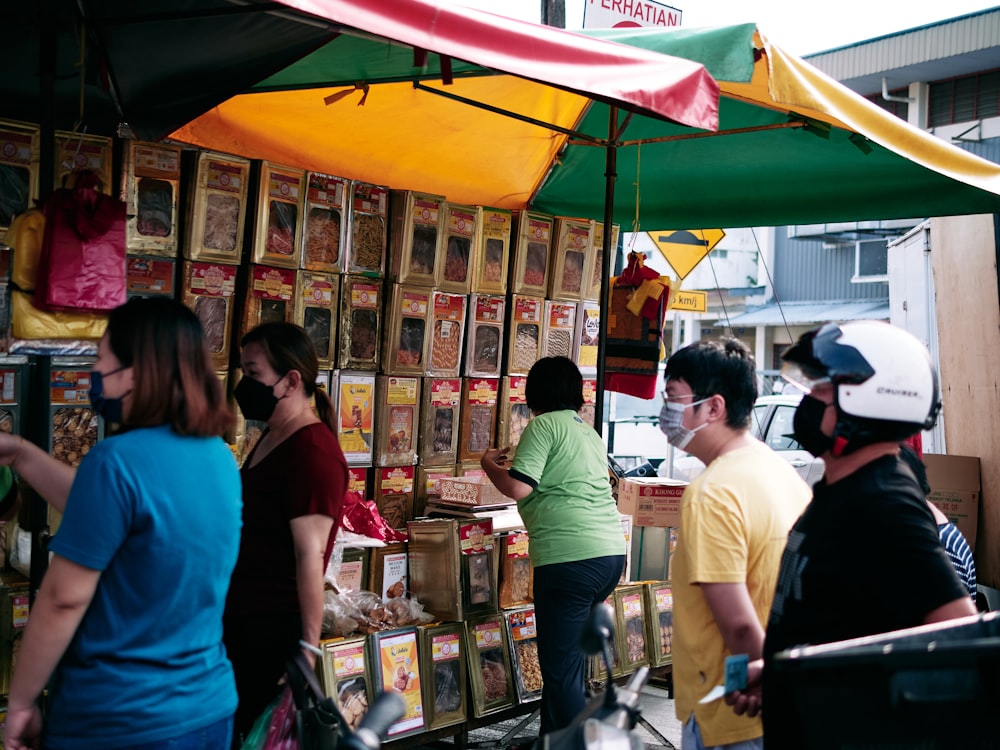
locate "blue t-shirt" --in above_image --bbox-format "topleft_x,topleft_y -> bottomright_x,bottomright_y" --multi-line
45,425 -> 242,748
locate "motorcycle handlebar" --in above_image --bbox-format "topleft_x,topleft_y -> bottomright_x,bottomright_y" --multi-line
339,692 -> 407,750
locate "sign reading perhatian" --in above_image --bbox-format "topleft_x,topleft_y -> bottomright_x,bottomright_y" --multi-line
583,0 -> 682,29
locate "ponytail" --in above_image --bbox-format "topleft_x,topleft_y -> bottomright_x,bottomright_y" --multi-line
315,387 -> 337,434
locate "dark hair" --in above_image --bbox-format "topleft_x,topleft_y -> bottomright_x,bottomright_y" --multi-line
106,297 -> 233,437
664,338 -> 757,429
240,322 -> 335,432
525,356 -> 584,413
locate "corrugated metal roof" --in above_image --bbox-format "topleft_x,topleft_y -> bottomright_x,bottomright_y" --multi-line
721,300 -> 890,327
804,8 -> 1000,96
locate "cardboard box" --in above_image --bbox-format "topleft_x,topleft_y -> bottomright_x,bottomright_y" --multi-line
617,477 -> 686,528
923,453 -> 981,548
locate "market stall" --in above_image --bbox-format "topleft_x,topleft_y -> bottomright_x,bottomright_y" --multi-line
3,1 -> 1000,745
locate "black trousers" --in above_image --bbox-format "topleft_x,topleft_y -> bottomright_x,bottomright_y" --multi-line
223,611 -> 302,748
532,555 -> 625,736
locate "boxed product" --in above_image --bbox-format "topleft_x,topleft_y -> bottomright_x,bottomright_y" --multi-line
438,202 -> 478,294
370,627 -> 425,738
123,141 -> 182,256
374,465 -> 416,531
548,217 -> 592,302
389,190 -> 445,287
924,453 -> 982,547
318,636 -> 372,731
510,211 -> 553,296
253,161 -> 305,269
472,207 -> 511,294
418,622 -> 467,730
301,171 -> 348,273
437,476 -> 511,508
346,181 -> 388,276
505,606 -> 543,703
185,151 -> 251,263
617,477 -> 686,528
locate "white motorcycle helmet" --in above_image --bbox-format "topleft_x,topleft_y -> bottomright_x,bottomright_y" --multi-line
781,321 -> 941,453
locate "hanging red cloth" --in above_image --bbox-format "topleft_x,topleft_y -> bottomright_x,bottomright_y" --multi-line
35,170 -> 126,313
605,252 -> 672,399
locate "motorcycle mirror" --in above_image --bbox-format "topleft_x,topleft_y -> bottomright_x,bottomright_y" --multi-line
580,602 -> 616,656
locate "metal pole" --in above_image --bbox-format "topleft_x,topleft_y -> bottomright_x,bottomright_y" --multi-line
594,107 -> 617,435
540,0 -> 565,28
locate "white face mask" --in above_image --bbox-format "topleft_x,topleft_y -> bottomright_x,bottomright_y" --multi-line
658,397 -> 710,450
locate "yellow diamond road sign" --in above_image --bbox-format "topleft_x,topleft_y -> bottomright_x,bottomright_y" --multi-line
648,229 -> 725,279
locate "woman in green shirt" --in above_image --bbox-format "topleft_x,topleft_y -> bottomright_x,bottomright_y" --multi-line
481,356 -> 625,735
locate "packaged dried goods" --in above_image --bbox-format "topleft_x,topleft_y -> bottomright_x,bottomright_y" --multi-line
614,585 -> 648,673
241,265 -> 295,339
367,542 -> 407,602
499,532 -> 533,609
54,131 -> 112,194
336,371 -> 375,466
318,637 -> 372,731
586,221 -> 619,301
252,162 -> 304,268
549,217 -> 593,301
338,275 -> 381,370
505,607 -> 542,702
296,271 -> 338,367
466,294 -> 504,378
186,151 -> 250,263
465,613 -> 515,717
575,301 -> 601,375
375,375 -> 420,467
347,182 -> 388,275
383,285 -> 429,376
374,466 -> 415,530
182,261 -> 237,371
123,141 -> 181,256
438,202 -> 477,293
427,292 -> 467,377
419,377 -> 461,467
302,172 -> 348,272
497,376 -> 530,454
418,623 -> 467,730
371,628 -> 425,737
0,120 -> 38,233
643,582 -> 674,667
458,378 -> 498,462
472,207 -> 511,294
511,212 -> 553,296
389,190 -> 444,286
126,256 -> 175,298
506,295 -> 543,376
542,300 -> 577,360
580,378 -> 598,427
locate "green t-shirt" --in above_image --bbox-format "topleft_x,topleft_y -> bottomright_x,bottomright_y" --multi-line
510,409 -> 625,567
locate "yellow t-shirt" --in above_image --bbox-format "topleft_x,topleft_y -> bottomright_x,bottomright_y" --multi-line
672,440 -> 811,746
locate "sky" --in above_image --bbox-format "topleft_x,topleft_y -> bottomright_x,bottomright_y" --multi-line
449,0 -> 1000,56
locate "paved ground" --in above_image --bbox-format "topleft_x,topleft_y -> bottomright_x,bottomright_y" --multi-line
437,684 -> 682,750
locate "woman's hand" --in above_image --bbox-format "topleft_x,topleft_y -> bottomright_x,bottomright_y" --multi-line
0,433 -> 23,467
4,701 -> 42,750
481,447 -> 510,470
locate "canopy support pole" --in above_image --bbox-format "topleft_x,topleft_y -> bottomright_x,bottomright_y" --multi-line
594,106 -> 618,437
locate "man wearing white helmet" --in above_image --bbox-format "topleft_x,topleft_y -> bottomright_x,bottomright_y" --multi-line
726,321 -> 976,748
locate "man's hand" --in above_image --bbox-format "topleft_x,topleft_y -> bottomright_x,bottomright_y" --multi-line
481,447 -> 510,469
725,658 -> 764,718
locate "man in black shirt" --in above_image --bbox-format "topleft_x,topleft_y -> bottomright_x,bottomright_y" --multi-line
727,321 -> 976,748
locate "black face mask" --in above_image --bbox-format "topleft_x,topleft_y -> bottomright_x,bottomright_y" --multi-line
234,376 -> 280,422
793,395 -> 835,457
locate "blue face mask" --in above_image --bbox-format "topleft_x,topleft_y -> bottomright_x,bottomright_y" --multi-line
88,366 -> 130,424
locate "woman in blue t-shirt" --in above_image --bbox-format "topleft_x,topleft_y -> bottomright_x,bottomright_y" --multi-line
1,298 -> 241,750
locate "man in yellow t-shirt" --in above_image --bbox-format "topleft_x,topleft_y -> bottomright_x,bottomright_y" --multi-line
659,339 -> 810,750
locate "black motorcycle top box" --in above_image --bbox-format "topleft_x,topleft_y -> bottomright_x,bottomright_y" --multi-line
768,611 -> 1000,749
